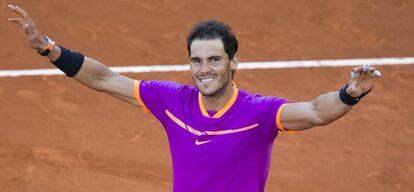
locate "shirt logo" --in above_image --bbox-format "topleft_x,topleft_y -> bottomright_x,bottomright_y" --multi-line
165,110 -> 259,145
195,139 -> 212,145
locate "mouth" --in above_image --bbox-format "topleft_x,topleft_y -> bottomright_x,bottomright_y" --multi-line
198,76 -> 216,85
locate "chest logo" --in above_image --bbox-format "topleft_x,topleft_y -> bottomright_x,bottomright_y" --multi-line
165,110 -> 259,145
195,139 -> 212,145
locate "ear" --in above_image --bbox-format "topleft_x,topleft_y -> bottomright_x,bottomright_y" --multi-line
229,52 -> 239,70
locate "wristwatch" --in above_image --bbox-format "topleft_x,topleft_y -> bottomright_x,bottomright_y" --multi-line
38,36 -> 56,56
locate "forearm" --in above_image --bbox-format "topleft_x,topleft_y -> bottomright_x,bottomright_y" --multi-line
73,56 -> 118,92
311,91 -> 352,125
281,83 -> 375,131
46,45 -> 117,91
281,91 -> 352,131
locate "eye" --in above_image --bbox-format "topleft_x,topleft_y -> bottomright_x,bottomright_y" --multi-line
191,58 -> 201,64
209,57 -> 221,63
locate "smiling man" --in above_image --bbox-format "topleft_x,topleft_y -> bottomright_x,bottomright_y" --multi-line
8,4 -> 380,192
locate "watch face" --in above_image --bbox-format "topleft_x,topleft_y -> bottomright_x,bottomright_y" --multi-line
45,36 -> 55,44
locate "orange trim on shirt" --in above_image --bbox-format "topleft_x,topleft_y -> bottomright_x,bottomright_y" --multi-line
276,103 -> 287,131
188,125 -> 204,136
165,109 -> 186,129
198,94 -> 210,118
205,123 -> 259,135
165,109 -> 259,136
286,130 -> 296,134
213,88 -> 238,118
166,109 -> 207,136
198,87 -> 239,119
134,80 -> 150,113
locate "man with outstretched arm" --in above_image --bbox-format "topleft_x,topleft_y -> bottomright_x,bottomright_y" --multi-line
8,4 -> 380,192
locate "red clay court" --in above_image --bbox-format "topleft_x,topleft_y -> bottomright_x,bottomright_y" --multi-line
0,0 -> 413,191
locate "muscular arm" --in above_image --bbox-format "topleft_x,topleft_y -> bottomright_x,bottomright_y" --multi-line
280,91 -> 351,131
47,46 -> 138,106
8,5 -> 139,106
280,65 -> 380,131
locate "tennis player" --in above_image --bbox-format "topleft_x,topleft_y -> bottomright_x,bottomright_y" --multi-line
8,4 -> 380,192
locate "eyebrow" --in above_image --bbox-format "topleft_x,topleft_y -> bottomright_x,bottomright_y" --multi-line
208,56 -> 222,60
190,57 -> 201,61
190,55 -> 222,61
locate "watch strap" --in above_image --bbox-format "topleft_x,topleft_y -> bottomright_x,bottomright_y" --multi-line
38,36 -> 55,56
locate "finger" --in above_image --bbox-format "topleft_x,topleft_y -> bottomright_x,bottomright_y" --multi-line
8,18 -> 33,37
368,70 -> 381,78
366,67 -> 376,76
12,5 -> 37,30
352,66 -> 364,73
7,4 -> 17,10
361,66 -> 375,75
367,66 -> 376,73
362,64 -> 371,72
7,17 -> 26,26
17,6 -> 35,24
8,5 -> 31,21
351,64 -> 376,78
8,5 -> 29,23
15,5 -> 30,21
373,70 -> 381,78
7,4 -> 23,15
362,66 -> 381,78
351,66 -> 364,78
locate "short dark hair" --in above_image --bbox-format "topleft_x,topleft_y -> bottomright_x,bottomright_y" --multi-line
186,20 -> 238,59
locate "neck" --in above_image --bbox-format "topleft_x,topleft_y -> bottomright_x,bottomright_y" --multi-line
201,82 -> 235,112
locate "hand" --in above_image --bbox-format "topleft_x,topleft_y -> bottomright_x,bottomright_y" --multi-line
347,64 -> 381,98
7,4 -> 47,52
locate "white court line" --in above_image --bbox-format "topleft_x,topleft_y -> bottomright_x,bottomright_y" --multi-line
0,57 -> 413,77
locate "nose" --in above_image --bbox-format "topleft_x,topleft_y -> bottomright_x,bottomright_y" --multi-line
199,61 -> 211,74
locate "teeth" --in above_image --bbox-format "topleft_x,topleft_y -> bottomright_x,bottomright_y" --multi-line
200,77 -> 214,83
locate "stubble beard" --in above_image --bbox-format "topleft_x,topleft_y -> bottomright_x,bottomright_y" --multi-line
194,72 -> 230,98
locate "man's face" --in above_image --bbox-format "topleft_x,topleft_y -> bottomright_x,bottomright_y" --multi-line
190,38 -> 237,96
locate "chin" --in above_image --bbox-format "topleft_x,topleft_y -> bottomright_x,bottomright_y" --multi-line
197,83 -> 228,97
196,84 -> 215,96
193,76 -> 229,97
